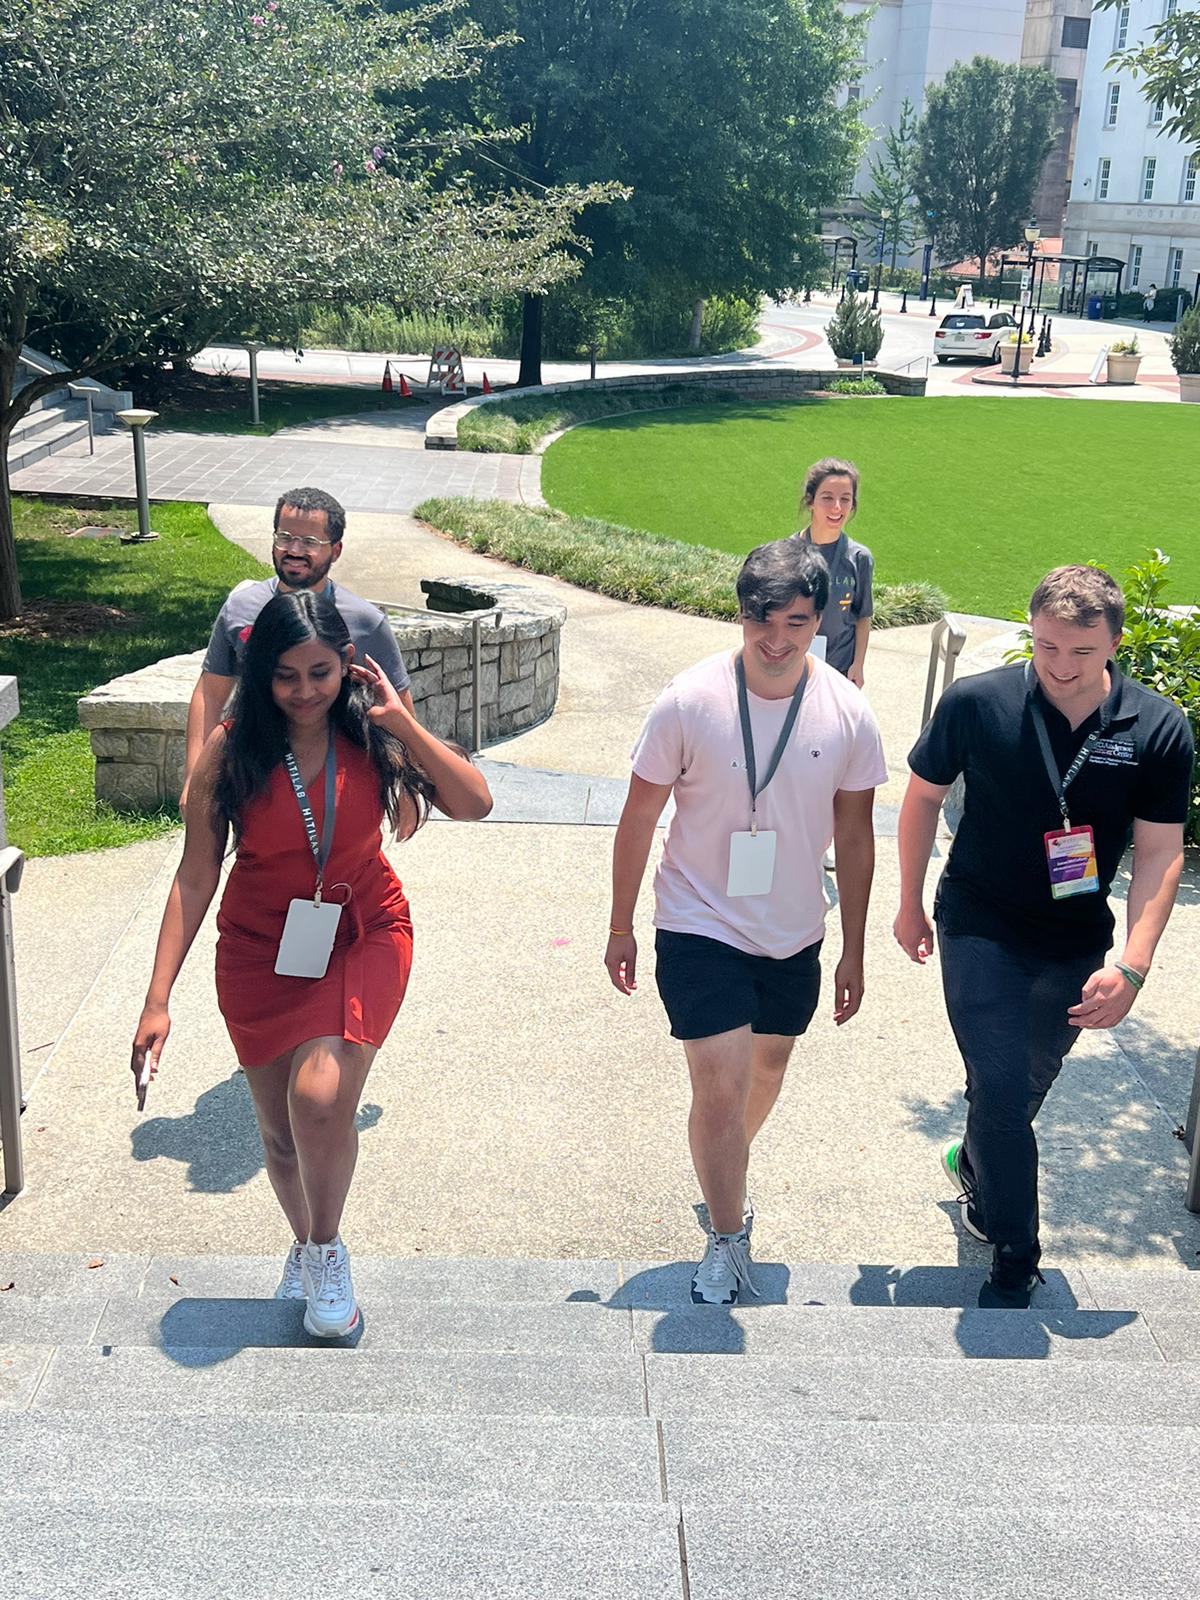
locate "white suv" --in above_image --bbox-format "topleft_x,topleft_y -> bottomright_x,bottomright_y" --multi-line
934,311 -> 1018,364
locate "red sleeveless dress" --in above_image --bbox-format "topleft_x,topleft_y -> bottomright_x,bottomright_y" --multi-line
215,733 -> 413,1066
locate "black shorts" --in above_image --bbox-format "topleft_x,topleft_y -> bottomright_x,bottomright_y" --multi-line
654,929 -> 822,1042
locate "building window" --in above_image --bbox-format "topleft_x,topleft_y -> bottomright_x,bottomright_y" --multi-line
1143,158 -> 1157,200
1130,244 -> 1143,286
1087,240 -> 1099,257
1151,100 -> 1165,126
1185,155 -> 1197,202
1098,157 -> 1112,199
1106,83 -> 1121,127
1170,247 -> 1184,288
846,82 -> 862,105
1166,1 -> 1179,19
1115,6 -> 1130,50
1062,16 -> 1090,48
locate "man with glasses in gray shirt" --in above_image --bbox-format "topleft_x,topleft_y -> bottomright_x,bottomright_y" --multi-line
181,486 -> 412,806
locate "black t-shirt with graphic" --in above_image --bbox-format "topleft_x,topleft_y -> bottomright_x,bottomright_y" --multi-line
908,662 -> 1194,954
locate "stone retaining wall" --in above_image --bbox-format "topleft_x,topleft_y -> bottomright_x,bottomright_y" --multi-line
77,578 -> 565,813
425,364 -> 926,449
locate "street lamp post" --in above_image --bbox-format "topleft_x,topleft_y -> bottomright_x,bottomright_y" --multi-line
872,209 -> 892,310
116,409 -> 161,542
245,342 -> 265,426
1011,224 -> 1041,388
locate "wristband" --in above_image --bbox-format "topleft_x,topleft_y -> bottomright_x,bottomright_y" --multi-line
609,926 -> 633,937
1114,961 -> 1145,991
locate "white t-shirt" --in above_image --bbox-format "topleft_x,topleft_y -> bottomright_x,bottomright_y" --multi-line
631,650 -> 888,959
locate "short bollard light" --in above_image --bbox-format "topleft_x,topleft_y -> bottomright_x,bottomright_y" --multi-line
116,409 -> 160,543
245,342 -> 265,426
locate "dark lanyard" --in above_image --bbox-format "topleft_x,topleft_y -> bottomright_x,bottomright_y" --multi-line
1025,663 -> 1109,829
283,738 -> 337,902
735,654 -> 808,835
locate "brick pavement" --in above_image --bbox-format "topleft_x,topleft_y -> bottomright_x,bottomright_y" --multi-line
8,428 -> 538,512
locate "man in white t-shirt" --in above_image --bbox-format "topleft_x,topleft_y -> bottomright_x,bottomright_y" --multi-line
605,541 -> 887,1304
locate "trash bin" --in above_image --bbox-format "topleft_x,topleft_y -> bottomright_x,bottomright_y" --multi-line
1101,295 -> 1120,319
1086,295 -> 1102,320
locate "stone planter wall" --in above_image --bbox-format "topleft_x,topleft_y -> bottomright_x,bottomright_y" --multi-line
77,578 -> 565,813
425,362 -> 927,448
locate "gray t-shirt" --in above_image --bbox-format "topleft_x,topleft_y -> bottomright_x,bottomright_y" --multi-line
791,531 -> 874,676
201,577 -> 410,691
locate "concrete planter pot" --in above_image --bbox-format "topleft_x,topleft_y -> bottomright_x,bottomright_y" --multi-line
1106,353 -> 1142,386
1178,372 -> 1200,404
998,344 -> 1033,376
834,357 -> 879,370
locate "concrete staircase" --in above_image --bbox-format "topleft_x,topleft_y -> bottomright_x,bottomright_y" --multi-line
2,1251 -> 1199,1597
7,350 -> 130,474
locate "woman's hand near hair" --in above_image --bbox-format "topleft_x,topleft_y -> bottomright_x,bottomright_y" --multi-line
352,654 -> 493,821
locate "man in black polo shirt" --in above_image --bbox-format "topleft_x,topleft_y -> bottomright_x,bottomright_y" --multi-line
895,566 -> 1193,1308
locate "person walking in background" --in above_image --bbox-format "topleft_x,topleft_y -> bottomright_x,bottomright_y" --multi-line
133,591 -> 491,1338
791,459 -> 874,689
1142,284 -> 1158,321
894,566 -> 1192,1309
181,486 -> 413,811
605,542 -> 886,1305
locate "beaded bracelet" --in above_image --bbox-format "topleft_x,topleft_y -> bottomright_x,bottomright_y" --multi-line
1114,961 -> 1145,991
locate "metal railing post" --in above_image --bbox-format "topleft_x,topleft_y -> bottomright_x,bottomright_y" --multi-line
471,616 -> 483,753
0,846 -> 27,1197
921,614 -> 967,728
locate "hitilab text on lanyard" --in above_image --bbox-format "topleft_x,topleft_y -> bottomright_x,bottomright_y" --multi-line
1026,662 -> 1106,901
275,739 -> 344,977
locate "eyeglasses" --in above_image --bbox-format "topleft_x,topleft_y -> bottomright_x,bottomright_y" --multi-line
273,534 -> 333,552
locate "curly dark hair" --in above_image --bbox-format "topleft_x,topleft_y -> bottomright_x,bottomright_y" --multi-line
213,590 -> 433,845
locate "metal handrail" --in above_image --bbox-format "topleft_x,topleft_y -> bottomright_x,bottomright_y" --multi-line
68,383 -> 95,454
370,601 -> 503,754
920,614 -> 967,728
892,353 -> 931,377
0,845 -> 26,1197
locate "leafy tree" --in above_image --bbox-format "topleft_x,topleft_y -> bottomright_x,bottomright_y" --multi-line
856,98 -> 922,277
1094,0 -> 1200,148
915,57 -> 1061,286
422,0 -> 866,383
0,0 -> 607,620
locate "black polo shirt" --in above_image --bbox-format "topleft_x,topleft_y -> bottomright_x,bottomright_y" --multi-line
909,662 -> 1194,955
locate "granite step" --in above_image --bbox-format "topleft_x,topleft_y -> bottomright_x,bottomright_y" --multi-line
680,1499 -> 1195,1600
18,1343 -> 646,1417
1,1498 -> 685,1600
0,1410 -> 663,1505
6,412 -> 90,473
646,1349 -> 1200,1425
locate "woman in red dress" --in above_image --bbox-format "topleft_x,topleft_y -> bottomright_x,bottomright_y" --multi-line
132,590 -> 491,1337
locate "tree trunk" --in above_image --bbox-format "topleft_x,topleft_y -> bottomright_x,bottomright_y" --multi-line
688,298 -> 705,354
0,346 -> 24,622
0,438 -> 22,623
517,293 -> 544,388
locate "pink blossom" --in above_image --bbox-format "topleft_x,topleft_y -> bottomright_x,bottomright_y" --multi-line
372,145 -> 385,161
267,1 -> 279,8
251,14 -> 266,26
365,159 -> 377,173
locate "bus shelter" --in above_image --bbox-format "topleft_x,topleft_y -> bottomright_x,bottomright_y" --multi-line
996,252 -> 1125,316
820,234 -> 859,291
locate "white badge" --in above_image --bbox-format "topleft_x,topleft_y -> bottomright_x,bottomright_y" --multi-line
727,829 -> 777,897
275,898 -> 343,979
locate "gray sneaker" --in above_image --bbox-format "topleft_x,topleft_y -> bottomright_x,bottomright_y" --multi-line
940,1139 -> 989,1244
273,1240 -> 306,1301
691,1231 -> 759,1306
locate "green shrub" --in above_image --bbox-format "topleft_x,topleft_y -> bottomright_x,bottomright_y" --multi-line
825,288 -> 884,362
301,302 -> 512,358
1169,307 -> 1200,375
495,289 -> 761,360
414,497 -> 946,628
827,376 -> 886,396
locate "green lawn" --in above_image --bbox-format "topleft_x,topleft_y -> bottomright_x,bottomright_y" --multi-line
2,499 -> 265,855
149,372 -> 426,436
540,397 -> 1200,617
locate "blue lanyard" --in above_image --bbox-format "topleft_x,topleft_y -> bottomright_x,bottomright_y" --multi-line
283,739 -> 337,902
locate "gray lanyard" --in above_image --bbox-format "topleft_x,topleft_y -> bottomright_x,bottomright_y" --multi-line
735,654 -> 808,834
283,738 -> 337,902
1025,662 -> 1109,829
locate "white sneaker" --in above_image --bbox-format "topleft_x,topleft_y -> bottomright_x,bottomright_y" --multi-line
691,1231 -> 758,1306
302,1236 -> 359,1337
742,1194 -> 754,1236
274,1240 -> 306,1300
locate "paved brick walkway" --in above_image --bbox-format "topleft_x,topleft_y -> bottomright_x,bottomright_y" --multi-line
9,428 -> 539,512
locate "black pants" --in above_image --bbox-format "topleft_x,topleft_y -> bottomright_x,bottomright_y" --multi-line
939,929 -> 1105,1262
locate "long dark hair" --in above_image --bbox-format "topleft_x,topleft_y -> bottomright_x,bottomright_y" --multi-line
213,590 -> 434,844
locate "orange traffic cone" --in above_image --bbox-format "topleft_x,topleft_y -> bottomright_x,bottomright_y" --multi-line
381,360 -> 394,395
399,372 -> 412,398
482,371 -> 492,395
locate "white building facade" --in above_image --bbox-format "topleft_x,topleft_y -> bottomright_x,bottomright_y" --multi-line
843,0 -> 1029,195
1063,0 -> 1200,297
